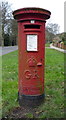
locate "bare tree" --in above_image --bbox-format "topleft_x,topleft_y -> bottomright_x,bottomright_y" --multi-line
10,19 -> 18,46
46,28 -> 55,43
2,1 -> 12,45
46,23 -> 60,35
46,23 -> 60,43
0,5 -> 2,46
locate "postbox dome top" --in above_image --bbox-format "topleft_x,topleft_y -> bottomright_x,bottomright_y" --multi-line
13,7 -> 51,21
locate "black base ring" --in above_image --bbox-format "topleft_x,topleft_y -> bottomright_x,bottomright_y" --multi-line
18,93 -> 45,107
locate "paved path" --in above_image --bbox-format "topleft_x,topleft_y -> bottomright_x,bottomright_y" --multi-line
50,44 -> 66,53
0,46 -> 18,56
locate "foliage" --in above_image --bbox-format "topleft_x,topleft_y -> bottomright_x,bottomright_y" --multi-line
52,36 -> 61,43
4,33 -> 11,46
62,32 -> 66,45
2,49 -> 64,118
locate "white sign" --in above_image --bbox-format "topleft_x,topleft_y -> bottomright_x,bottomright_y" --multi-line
27,35 -> 38,51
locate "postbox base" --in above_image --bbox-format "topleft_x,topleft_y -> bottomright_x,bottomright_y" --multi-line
18,93 -> 45,107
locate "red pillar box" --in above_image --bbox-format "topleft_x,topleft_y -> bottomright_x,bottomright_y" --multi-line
13,8 -> 51,106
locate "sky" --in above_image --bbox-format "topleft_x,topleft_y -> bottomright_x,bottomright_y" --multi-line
1,0 -> 65,33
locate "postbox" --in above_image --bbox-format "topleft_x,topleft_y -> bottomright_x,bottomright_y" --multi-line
13,7 -> 51,106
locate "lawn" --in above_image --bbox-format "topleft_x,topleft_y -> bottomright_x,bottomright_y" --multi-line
2,48 -> 64,119
0,54 -> 2,118
45,43 -> 50,47
2,51 -> 19,118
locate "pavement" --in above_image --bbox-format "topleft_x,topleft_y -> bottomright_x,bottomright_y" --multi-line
50,44 -> 66,53
0,46 -> 18,56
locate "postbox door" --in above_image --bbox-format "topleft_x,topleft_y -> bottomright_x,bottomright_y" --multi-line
18,23 -> 45,96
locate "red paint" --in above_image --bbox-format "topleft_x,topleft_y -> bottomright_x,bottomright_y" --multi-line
13,8 -> 51,96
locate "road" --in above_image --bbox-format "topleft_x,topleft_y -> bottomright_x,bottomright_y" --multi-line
0,46 -> 18,56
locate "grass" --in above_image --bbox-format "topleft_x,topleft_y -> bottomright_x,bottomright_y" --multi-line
0,54 -> 2,118
2,49 -> 64,118
2,51 -> 19,118
38,49 -> 64,118
45,43 -> 50,47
